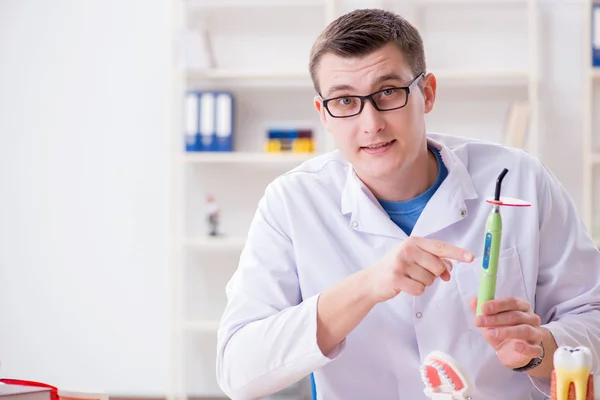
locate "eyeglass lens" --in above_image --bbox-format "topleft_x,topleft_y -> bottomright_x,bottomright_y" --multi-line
327,88 -> 407,117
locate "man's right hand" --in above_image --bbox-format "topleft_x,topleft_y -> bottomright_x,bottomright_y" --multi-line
364,237 -> 475,303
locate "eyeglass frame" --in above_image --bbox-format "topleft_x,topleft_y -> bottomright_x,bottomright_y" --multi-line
321,72 -> 425,118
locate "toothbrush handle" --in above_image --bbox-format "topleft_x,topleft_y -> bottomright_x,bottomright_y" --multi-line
476,210 -> 502,316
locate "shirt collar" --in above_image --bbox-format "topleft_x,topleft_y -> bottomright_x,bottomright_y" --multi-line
340,135 -> 479,237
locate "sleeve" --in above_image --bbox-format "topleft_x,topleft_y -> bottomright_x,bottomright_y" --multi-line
528,160 -> 600,395
215,181 -> 345,400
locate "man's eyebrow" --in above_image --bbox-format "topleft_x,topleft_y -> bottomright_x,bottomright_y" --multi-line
373,73 -> 405,86
324,84 -> 354,99
324,73 -> 407,98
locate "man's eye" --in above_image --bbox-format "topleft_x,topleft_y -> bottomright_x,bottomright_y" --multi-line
382,88 -> 396,96
337,97 -> 356,106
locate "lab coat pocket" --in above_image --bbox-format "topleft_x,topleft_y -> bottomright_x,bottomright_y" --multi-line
453,247 -> 529,328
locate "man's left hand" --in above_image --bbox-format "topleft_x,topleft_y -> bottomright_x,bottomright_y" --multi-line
470,296 -> 544,369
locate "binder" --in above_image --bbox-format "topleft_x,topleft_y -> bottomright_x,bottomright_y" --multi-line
184,91 -> 234,152
214,92 -> 234,152
184,92 -> 199,152
503,101 -> 531,149
199,91 -> 216,151
593,2 -> 600,67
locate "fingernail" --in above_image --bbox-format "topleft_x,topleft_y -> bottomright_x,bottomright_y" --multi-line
463,252 -> 474,262
488,328 -> 498,337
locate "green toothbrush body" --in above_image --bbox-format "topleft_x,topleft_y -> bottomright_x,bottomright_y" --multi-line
476,208 -> 503,316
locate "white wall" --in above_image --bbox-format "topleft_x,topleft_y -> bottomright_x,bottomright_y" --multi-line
0,0 -> 172,396
0,0 -> 592,398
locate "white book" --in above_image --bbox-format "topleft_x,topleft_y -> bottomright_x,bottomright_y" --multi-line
503,101 -> 531,149
0,385 -> 51,400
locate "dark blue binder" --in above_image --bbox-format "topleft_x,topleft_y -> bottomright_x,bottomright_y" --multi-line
593,3 -> 600,67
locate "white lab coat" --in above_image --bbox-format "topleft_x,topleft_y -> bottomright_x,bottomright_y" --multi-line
216,132 -> 600,400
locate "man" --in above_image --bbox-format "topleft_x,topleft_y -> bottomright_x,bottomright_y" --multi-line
216,8 -> 600,400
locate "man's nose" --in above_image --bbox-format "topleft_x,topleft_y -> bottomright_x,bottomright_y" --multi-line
360,99 -> 385,135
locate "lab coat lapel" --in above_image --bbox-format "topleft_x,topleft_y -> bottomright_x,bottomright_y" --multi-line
339,139 -> 479,239
410,141 -> 479,237
341,166 -> 406,239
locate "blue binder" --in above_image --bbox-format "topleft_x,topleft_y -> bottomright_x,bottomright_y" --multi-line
593,3 -> 600,67
214,91 -> 234,152
184,90 -> 234,152
184,92 -> 200,152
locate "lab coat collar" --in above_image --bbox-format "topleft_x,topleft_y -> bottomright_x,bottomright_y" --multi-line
340,135 -> 479,239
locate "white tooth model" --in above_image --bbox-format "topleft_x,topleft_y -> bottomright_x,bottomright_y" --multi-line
552,346 -> 595,400
420,351 -> 473,400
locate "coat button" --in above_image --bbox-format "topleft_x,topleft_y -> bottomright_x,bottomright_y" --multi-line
416,312 -> 423,318
351,221 -> 359,229
460,209 -> 467,218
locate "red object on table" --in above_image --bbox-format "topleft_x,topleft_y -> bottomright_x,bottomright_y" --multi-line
0,379 -> 59,400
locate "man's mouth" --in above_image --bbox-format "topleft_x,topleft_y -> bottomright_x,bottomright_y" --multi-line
360,139 -> 396,154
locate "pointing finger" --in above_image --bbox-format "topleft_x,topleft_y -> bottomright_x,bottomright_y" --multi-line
415,238 -> 474,263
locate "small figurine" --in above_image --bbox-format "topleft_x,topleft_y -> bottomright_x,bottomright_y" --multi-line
551,346 -> 595,400
205,195 -> 220,236
420,351 -> 473,400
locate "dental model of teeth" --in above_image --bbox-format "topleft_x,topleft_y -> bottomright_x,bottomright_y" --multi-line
420,351 -> 474,400
552,346 -> 595,400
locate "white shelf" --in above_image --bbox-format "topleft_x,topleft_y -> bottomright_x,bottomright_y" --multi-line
432,69 -> 530,85
186,69 -> 313,88
182,151 -> 317,164
188,0 -> 325,9
183,320 -> 219,332
187,68 -> 530,87
184,236 -> 246,251
187,69 -> 310,81
419,0 -> 526,5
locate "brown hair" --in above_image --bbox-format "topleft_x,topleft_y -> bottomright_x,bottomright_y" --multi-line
309,8 -> 426,96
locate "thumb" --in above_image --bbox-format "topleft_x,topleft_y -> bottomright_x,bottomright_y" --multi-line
442,259 -> 453,272
469,296 -> 478,314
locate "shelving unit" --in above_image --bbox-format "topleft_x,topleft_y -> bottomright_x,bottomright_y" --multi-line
183,320 -> 220,332
431,69 -> 529,83
170,1 -> 336,399
186,0 -> 328,9
169,1 -> 543,399
583,0 -> 600,246
419,0 -> 527,4
181,151 -> 316,164
183,236 -> 246,251
408,0 -> 540,154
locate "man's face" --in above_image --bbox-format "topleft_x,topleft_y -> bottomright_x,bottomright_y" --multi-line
314,42 -> 436,183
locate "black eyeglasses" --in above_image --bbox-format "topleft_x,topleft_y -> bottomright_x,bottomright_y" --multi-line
322,73 -> 424,118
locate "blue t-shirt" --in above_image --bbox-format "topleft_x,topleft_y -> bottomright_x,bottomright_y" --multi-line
378,147 -> 448,236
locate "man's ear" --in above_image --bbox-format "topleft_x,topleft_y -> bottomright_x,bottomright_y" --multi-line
314,95 -> 327,125
423,73 -> 437,114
